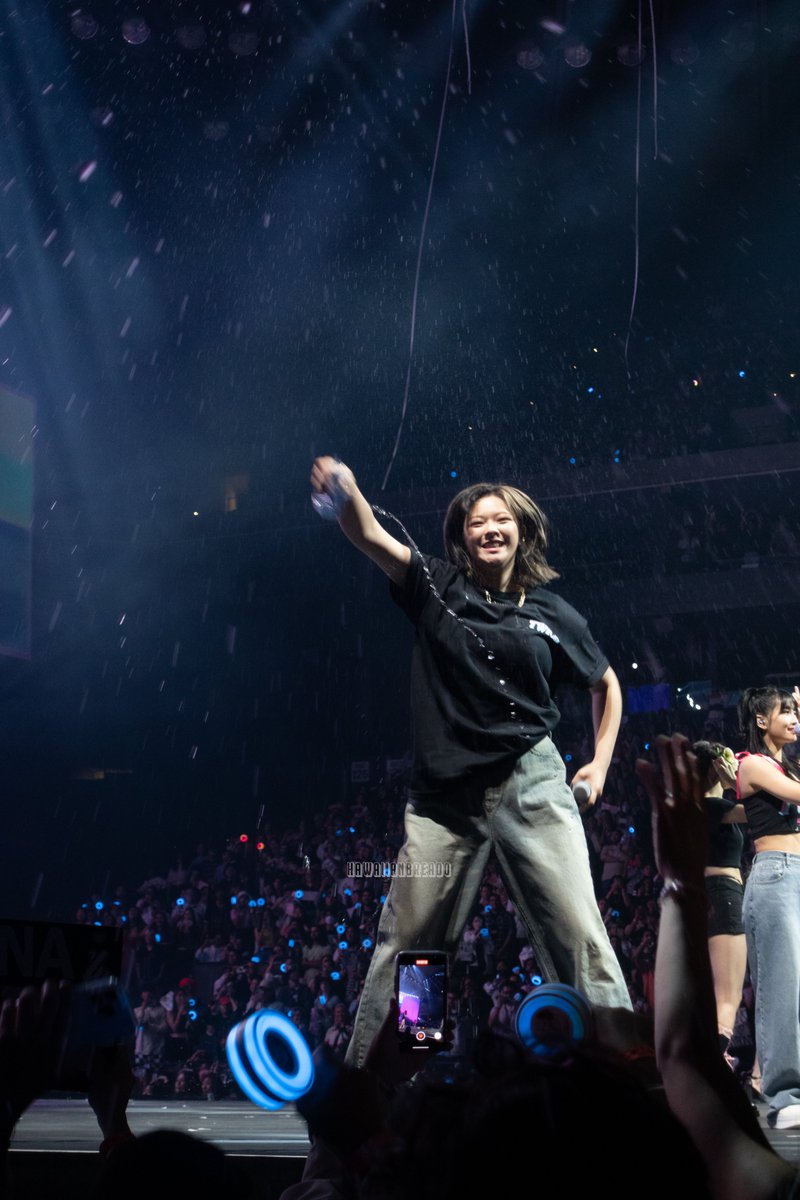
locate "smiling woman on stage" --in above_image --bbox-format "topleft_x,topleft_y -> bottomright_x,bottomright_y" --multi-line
310,457 -> 631,1065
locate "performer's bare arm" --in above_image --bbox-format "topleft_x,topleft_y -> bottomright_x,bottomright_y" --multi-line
571,666 -> 623,810
310,457 -> 411,585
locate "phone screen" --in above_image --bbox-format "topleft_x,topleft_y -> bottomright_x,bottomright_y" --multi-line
395,952 -> 447,1050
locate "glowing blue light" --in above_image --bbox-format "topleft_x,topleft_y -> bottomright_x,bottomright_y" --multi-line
349,826 -> 356,834
95,902 -> 104,911
339,940 -> 348,949
176,898 -> 185,907
251,955 -> 261,964
587,386 -> 595,393
113,900 -> 121,907
335,830 -> 342,837
331,971 -> 341,981
344,888 -> 352,897
480,928 -> 489,938
362,937 -> 372,949
565,753 -> 572,762
484,904 -> 492,913
450,470 -> 458,478
738,370 -> 746,378
188,1010 -> 197,1021
512,966 -> 521,975
336,924 -> 345,934
644,742 -> 650,750
319,994 -> 327,1005
93,921 -> 102,926
531,975 -> 542,985
280,962 -> 288,973
382,866 -> 391,877
288,939 -> 296,948
248,900 -> 257,908
353,902 -> 361,910
226,1011 -> 314,1111
569,457 -> 576,465
257,898 -> 265,907
380,895 -> 387,904
231,896 -> 237,906
81,903 -> 88,909
294,890 -> 304,899
628,826 -> 635,834
155,934 -> 161,943
188,998 -> 196,1006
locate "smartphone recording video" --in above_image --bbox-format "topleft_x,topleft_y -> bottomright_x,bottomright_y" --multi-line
395,951 -> 447,1052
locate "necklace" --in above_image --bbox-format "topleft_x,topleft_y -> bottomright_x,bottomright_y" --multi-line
483,587 -> 526,608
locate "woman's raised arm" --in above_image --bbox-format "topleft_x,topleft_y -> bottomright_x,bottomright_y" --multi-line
737,754 -> 800,803
310,457 -> 411,585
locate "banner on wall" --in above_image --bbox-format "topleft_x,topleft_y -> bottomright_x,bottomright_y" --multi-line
0,385 -> 34,659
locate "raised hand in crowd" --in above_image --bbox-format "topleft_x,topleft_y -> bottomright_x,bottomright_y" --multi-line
637,734 -> 794,1200
0,978 -> 135,1177
0,979 -> 72,1150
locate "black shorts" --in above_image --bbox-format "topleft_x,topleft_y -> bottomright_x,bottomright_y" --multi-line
705,874 -> 744,937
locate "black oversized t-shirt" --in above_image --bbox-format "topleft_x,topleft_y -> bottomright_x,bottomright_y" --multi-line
390,553 -> 609,792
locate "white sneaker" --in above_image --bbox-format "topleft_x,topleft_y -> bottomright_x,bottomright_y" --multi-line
773,1104 -> 800,1130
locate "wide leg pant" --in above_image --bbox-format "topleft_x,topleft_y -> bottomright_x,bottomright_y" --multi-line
345,736 -> 631,1066
743,851 -> 800,1121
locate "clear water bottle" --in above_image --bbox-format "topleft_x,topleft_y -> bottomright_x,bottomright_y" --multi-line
311,491 -> 340,521
311,461 -> 348,521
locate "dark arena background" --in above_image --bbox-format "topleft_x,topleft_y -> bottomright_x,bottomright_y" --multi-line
1,0 -> 800,1193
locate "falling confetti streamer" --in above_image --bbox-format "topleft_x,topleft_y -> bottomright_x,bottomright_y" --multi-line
382,0 -> 469,490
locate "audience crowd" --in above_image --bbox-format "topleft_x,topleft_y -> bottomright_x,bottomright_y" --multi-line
6,732 -> 789,1200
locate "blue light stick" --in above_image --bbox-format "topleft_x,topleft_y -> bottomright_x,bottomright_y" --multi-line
515,983 -> 593,1058
226,1011 -> 315,1110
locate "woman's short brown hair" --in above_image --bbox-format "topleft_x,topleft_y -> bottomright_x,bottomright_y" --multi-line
443,483 -> 559,589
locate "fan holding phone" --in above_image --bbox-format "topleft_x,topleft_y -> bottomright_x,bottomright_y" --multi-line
394,952 -> 448,1052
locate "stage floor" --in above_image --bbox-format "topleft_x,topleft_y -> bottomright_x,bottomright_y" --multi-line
13,1096 -> 310,1156
8,1099 -> 309,1198
7,1095 -> 800,1197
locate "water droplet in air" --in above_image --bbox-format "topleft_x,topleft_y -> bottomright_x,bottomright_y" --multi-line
122,18 -> 150,45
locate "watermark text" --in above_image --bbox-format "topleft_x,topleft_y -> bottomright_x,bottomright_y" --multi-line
346,861 -> 452,879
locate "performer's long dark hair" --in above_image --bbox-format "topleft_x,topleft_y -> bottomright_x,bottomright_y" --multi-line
738,686 -> 800,781
443,483 -> 559,590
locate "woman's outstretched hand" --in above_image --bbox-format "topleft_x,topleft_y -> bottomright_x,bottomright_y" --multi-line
310,456 -> 356,501
635,734 -> 708,889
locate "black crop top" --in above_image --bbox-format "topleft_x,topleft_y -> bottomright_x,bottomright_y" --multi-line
706,793 -> 745,868
737,753 -> 800,839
